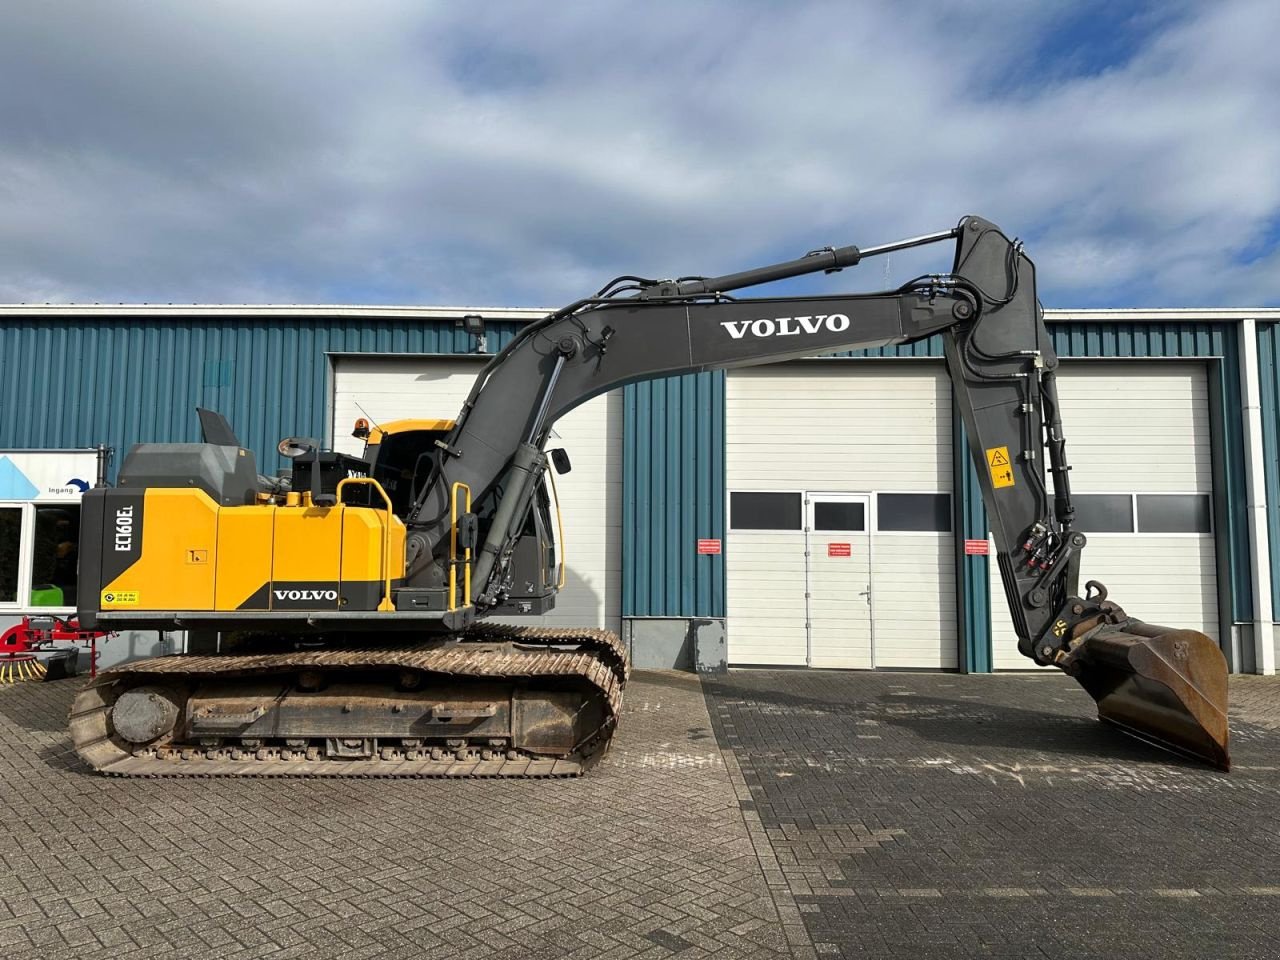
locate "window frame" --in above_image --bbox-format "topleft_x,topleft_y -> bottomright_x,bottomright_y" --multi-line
806,493 -> 870,534
0,499 -> 82,614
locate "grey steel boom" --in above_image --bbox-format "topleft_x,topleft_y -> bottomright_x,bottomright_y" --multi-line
406,215 -> 1229,767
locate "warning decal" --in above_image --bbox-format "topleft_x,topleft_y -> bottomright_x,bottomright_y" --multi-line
986,446 -> 1015,489
101,589 -> 140,607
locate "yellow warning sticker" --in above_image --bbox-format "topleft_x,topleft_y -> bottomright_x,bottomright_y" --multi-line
986,446 -> 1015,489
101,589 -> 140,607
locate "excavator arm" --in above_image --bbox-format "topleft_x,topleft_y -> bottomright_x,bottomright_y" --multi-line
410,215 -> 1230,769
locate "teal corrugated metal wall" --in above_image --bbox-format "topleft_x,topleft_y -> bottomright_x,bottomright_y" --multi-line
953,415 -> 992,673
0,316 -> 524,478
1257,323 -> 1280,615
622,373 -> 724,617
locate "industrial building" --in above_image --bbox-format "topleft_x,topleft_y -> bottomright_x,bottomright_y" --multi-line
2,304 -> 1279,674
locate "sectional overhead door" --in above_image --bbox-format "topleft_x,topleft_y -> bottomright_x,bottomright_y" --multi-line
331,355 -> 622,632
991,361 -> 1218,669
726,361 -> 957,668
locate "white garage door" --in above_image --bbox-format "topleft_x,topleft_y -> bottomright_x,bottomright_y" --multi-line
991,361 -> 1217,669
331,355 -> 622,632
726,361 -> 957,668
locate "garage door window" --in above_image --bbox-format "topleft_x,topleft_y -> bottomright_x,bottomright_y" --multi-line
730,492 -> 802,531
877,493 -> 951,532
1136,494 -> 1211,533
1072,494 -> 1135,533
1071,493 -> 1211,534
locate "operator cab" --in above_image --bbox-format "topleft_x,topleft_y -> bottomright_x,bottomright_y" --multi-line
353,418 -> 455,518
353,418 -> 564,615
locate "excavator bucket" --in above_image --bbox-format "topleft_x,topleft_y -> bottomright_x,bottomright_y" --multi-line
1066,621 -> 1230,770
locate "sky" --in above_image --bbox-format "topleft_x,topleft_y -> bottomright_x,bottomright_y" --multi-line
0,1 -> 1277,309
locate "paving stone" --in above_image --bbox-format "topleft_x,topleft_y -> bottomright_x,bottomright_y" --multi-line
0,672 -> 788,959
10,666 -> 1280,959
702,669 -> 1280,960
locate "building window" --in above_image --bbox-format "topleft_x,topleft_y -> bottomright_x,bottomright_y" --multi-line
1070,493 -> 1211,535
1136,494 -> 1211,534
877,493 -> 951,532
813,501 -> 866,531
0,507 -> 20,603
1072,494 -> 1135,533
730,492 -> 802,531
0,502 -> 83,608
32,505 -> 80,606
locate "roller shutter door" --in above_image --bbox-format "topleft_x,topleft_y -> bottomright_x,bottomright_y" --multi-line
726,361 -> 956,668
331,356 -> 622,632
991,361 -> 1217,669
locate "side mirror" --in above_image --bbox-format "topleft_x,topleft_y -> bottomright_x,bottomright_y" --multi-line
550,448 -> 572,475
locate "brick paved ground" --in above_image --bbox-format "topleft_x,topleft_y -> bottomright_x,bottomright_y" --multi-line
0,672 -> 789,960
3,670 -> 1280,959
702,671 -> 1280,960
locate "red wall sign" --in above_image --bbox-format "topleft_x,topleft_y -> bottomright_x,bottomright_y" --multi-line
964,539 -> 990,556
697,539 -> 722,555
827,542 -> 852,557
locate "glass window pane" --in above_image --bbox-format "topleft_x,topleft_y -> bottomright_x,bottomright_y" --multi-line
0,507 -> 20,603
814,501 -> 865,531
878,493 -> 951,532
730,492 -> 801,531
1136,494 -> 1211,534
32,505 -> 80,606
1072,494 -> 1134,533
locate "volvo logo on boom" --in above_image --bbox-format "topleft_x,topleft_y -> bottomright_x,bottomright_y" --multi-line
720,314 -> 851,340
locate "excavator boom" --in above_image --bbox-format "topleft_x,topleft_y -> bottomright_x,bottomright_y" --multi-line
400,214 -> 1229,768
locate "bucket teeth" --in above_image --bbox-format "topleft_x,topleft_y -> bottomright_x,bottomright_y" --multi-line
1067,622 -> 1230,770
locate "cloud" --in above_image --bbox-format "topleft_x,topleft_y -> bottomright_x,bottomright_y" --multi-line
0,0 -> 1276,307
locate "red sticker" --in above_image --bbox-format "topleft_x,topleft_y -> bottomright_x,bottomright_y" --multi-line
827,542 -> 852,557
964,539 -> 990,556
697,539 -> 722,555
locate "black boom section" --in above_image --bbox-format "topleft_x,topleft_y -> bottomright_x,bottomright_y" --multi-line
408,215 -> 1079,659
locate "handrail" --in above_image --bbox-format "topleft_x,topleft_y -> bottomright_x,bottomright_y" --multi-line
449,481 -> 473,611
335,477 -> 396,612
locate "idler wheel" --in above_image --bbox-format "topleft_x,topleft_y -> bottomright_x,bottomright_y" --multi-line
111,684 -> 184,744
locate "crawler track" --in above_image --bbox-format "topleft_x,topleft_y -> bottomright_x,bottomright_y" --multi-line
70,627 -> 627,777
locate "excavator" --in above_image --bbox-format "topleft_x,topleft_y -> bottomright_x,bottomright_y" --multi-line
69,215 -> 1231,776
